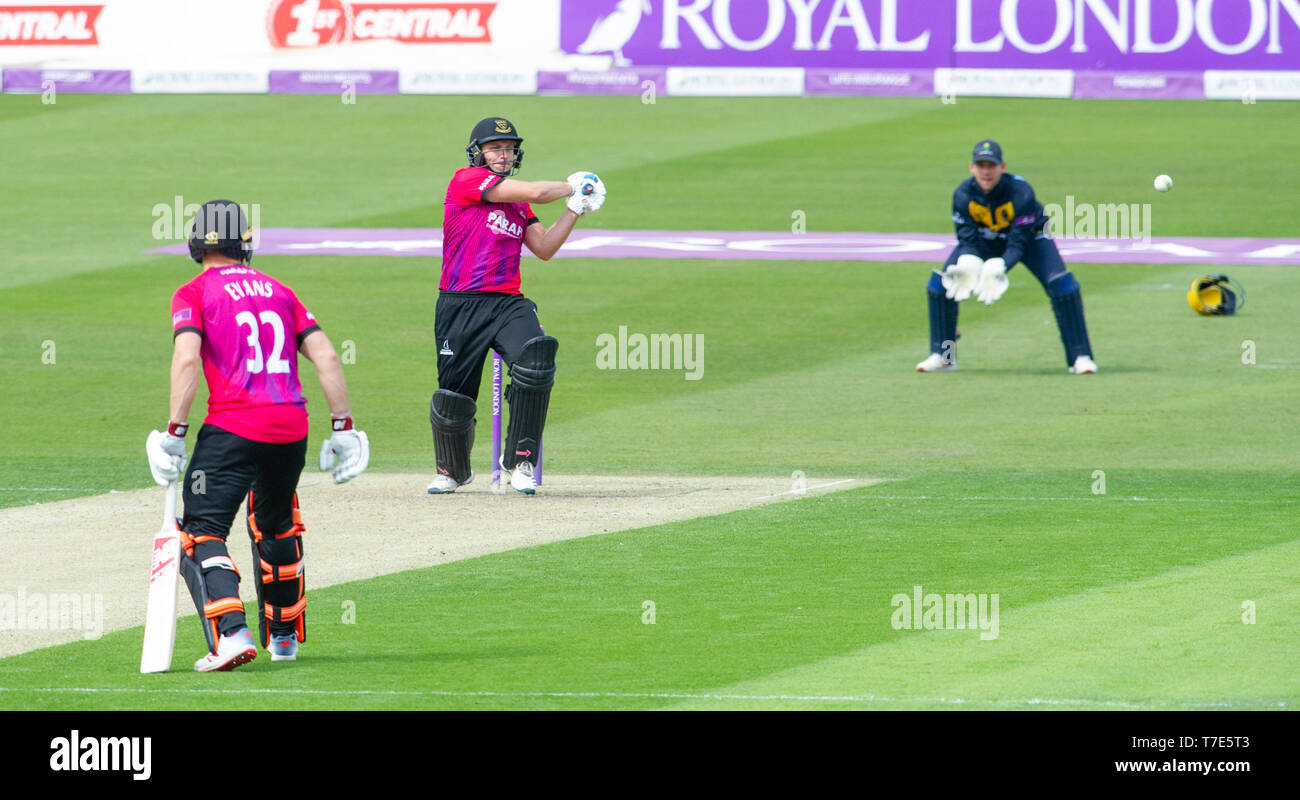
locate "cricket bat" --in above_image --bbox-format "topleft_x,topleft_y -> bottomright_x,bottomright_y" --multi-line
140,480 -> 181,673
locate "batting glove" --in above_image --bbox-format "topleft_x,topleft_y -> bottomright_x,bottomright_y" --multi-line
566,171 -> 605,215
975,257 -> 1009,305
318,417 -> 369,484
146,423 -> 188,487
941,254 -> 983,302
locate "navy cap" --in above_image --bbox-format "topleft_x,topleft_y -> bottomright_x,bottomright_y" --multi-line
971,139 -> 1002,163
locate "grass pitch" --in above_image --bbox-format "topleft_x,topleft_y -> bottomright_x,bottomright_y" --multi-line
1,94 -> 1296,709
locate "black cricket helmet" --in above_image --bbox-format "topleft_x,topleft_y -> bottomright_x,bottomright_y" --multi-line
466,117 -> 524,176
188,199 -> 254,264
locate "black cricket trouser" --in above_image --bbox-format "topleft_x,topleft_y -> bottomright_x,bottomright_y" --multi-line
181,425 -> 306,636
435,291 -> 545,398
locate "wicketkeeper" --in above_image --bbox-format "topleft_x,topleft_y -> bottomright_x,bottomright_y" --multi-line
427,116 -> 605,495
146,199 -> 369,672
917,139 -> 1097,375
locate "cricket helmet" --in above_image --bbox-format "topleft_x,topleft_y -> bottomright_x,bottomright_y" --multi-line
466,117 -> 524,176
1187,274 -> 1245,316
188,199 -> 254,265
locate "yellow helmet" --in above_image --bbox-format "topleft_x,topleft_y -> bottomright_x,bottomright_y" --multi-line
1188,274 -> 1244,316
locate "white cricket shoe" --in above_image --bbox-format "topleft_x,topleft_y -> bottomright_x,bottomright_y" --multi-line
916,353 -> 957,372
194,627 -> 257,673
269,633 -> 299,662
1069,355 -> 1098,374
501,456 -> 537,495
427,471 -> 474,494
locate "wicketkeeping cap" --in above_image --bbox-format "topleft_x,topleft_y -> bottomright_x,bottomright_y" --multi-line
972,139 -> 1003,163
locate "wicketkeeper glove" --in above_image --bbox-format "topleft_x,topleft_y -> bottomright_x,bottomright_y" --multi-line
566,171 -> 606,215
146,423 -> 188,487
942,254 -> 983,302
975,257 -> 1009,305
318,416 -> 369,484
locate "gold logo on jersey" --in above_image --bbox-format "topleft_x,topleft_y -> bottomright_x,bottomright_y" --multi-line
494,119 -> 512,133
968,200 -> 1015,232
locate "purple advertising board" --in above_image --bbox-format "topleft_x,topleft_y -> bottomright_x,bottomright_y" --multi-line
560,0 -> 1300,70
1,68 -> 131,94
267,70 -> 400,94
537,66 -> 667,94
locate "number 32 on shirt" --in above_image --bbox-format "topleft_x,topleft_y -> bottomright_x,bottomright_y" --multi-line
236,310 -> 290,374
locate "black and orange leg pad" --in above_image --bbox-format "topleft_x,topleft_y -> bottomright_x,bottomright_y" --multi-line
247,491 -> 307,649
179,532 -> 244,654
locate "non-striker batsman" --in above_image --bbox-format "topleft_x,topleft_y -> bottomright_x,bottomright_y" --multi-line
146,199 -> 369,671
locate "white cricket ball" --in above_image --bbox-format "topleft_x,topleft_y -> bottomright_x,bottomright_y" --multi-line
1153,174 -> 1173,192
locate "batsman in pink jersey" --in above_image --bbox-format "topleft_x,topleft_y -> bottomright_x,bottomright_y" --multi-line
428,117 -> 606,495
145,199 -> 370,672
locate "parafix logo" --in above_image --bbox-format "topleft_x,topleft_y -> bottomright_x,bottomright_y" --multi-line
266,0 -> 494,48
0,5 -> 103,45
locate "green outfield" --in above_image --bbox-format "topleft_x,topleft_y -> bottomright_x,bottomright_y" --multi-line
1,94 -> 1296,709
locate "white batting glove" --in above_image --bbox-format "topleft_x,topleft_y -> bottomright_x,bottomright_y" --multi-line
941,254 -> 983,302
975,257 -> 1009,305
318,418 -> 369,484
146,425 -> 188,487
566,171 -> 605,215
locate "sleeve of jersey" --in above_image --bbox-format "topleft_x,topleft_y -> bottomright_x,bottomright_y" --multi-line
524,203 -> 539,227
951,186 -> 982,257
1002,183 -> 1039,267
292,293 -> 321,346
448,168 -> 504,206
171,283 -> 202,339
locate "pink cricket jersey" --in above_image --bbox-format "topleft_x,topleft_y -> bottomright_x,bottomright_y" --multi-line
441,166 -> 539,294
171,265 -> 321,443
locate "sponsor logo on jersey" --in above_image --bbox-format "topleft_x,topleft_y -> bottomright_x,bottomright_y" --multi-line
486,210 -> 523,239
968,200 -> 1015,232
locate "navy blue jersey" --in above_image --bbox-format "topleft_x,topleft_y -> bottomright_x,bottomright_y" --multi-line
951,173 -> 1048,267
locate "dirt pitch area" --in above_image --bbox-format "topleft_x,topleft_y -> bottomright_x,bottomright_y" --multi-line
0,473 -> 874,657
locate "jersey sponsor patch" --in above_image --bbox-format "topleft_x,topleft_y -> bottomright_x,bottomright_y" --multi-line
968,200 -> 1015,232
172,308 -> 192,325
486,210 -> 523,239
